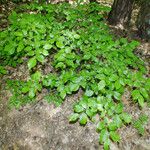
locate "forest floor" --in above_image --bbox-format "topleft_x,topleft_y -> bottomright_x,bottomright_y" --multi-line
0,1 -> 150,150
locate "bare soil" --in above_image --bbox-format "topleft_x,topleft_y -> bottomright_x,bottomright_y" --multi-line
0,1 -> 150,150
0,79 -> 150,150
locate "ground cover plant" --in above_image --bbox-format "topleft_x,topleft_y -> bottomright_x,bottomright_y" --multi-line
0,2 -> 149,149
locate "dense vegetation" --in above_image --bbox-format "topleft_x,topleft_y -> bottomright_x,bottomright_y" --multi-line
0,2 -> 149,149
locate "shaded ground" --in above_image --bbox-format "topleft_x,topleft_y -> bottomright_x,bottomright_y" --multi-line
0,78 -> 150,150
0,0 -> 150,150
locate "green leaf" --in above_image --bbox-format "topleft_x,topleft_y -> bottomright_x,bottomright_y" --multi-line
36,54 -> 45,63
28,57 -> 37,70
108,122 -> 118,131
22,86 -> 29,93
74,104 -> 84,113
113,115 -> 123,128
69,113 -> 79,122
119,78 -> 125,86
27,51 -> 34,56
85,90 -> 94,97
98,80 -> 106,90
56,41 -> 64,48
131,90 -> 140,100
97,121 -> 105,131
121,112 -> 132,124
114,91 -> 121,100
104,139 -> 110,150
83,54 -> 91,60
42,49 -> 49,56
70,83 -> 80,92
43,44 -> 52,49
109,75 -> 118,81
60,90 -> 66,99
99,129 -> 109,144
29,88 -> 35,98
140,88 -> 149,99
31,71 -> 41,81
86,108 -> 95,118
4,44 -> 15,55
97,104 -> 103,111
17,42 -> 24,52
114,80 -> 121,90
115,103 -> 123,114
74,34 -> 80,39
110,131 -> 121,142
138,95 -> 144,107
79,113 -> 88,125
55,62 -> 66,69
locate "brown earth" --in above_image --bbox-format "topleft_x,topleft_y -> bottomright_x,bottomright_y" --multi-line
0,0 -> 150,150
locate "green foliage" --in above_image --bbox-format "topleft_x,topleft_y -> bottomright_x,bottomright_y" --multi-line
0,66 -> 7,75
6,80 -> 35,108
0,2 -> 149,149
132,114 -> 148,135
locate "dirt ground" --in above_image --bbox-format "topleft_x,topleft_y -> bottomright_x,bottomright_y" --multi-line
0,40 -> 150,150
0,0 -> 150,150
0,79 -> 150,150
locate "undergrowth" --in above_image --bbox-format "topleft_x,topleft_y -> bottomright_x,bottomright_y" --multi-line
0,2 -> 150,149
132,114 -> 148,135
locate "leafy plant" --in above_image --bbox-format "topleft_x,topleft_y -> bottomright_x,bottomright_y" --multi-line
132,114 -> 149,135
0,66 -> 7,75
0,2 -> 149,149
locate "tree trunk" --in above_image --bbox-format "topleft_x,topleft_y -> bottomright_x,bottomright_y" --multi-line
136,1 -> 150,40
108,0 -> 134,27
89,0 -> 96,2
